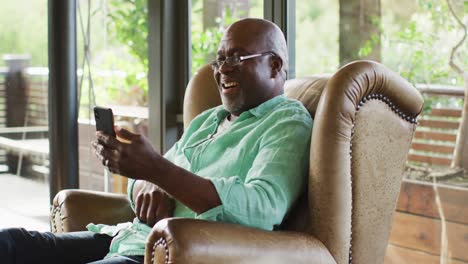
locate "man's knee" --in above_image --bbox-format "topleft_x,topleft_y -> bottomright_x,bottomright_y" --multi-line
0,227 -> 59,264
0,228 -> 24,264
0,228 -> 113,263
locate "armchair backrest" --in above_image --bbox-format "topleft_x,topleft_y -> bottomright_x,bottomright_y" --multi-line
183,61 -> 424,264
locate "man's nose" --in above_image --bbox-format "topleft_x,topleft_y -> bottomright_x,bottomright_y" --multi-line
218,62 -> 235,74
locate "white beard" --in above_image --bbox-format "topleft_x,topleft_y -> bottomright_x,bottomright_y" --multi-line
220,89 -> 246,115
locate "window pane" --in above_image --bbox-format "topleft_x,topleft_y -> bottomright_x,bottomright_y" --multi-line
295,0 -> 339,76
381,1 -> 468,262
191,0 -> 264,75
382,0 -> 466,86
0,0 -> 49,231
77,0 -> 149,193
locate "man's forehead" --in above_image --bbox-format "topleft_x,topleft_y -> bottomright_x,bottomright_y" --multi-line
220,34 -> 251,45
216,44 -> 250,55
218,35 -> 265,54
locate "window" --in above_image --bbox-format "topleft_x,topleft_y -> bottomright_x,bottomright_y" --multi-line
191,0 -> 263,75
295,0 -> 339,76
77,0 -> 149,193
0,0 -> 49,231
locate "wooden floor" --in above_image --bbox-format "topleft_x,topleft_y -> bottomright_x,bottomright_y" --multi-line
385,180 -> 468,264
0,173 -> 50,232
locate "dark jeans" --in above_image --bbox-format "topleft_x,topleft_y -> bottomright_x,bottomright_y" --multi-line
0,228 -> 144,264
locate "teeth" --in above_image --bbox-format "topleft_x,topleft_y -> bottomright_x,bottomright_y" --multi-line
223,82 -> 238,88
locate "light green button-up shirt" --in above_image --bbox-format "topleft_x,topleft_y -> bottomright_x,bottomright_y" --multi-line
87,95 -> 313,258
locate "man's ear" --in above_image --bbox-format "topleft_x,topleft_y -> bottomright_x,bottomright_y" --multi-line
270,56 -> 283,78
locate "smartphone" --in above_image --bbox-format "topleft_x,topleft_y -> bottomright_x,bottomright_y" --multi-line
94,106 -> 116,137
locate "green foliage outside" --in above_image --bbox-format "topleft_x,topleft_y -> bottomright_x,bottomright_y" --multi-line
108,0 -> 148,69
295,0 -> 466,112
295,0 -> 340,76
381,0 -> 467,87
295,0 -> 467,86
0,0 -> 48,67
102,0 -> 149,108
381,0 -> 467,111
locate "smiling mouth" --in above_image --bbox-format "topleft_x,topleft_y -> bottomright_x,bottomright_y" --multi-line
222,82 -> 239,89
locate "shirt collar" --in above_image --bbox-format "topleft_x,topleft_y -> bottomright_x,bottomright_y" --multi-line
247,95 -> 286,118
213,94 -> 286,121
214,108 -> 230,123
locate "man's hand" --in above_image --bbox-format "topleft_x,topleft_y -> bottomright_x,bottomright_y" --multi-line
134,180 -> 175,227
91,127 -> 162,181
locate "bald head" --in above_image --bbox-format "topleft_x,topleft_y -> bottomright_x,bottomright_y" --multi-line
213,18 -> 289,116
222,18 -> 289,78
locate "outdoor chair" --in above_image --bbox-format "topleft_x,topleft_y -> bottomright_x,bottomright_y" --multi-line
51,60 -> 424,264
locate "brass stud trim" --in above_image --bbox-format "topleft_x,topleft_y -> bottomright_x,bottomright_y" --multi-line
150,237 -> 170,264
355,94 -> 418,124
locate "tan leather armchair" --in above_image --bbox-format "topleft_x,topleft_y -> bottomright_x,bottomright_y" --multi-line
51,60 -> 423,264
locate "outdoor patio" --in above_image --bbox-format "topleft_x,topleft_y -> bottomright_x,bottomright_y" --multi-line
0,173 -> 49,232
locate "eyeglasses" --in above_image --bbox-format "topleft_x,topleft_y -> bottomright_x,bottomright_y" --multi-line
210,51 -> 276,70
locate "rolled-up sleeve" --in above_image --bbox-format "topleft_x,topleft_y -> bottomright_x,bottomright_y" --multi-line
199,116 -> 312,230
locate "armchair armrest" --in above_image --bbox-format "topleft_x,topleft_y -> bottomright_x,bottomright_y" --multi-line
145,218 -> 336,264
51,189 -> 135,233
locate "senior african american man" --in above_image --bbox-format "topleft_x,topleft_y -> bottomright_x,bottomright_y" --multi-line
0,18 -> 312,264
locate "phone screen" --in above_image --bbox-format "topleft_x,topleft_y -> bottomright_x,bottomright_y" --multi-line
94,106 -> 116,137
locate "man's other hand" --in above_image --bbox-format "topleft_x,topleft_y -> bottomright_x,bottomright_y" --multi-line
134,181 -> 175,227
